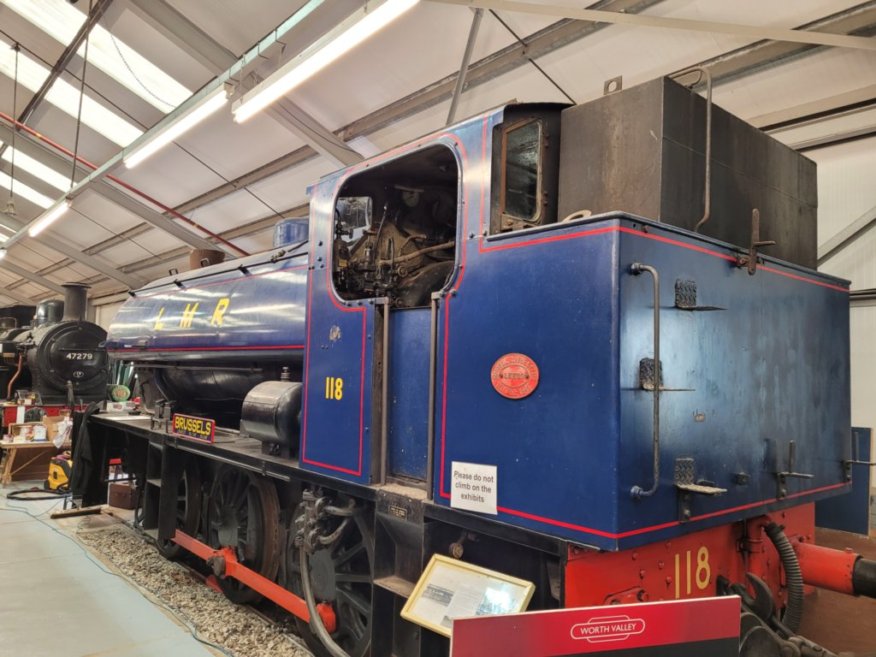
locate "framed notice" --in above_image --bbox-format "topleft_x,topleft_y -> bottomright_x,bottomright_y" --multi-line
400,554 -> 535,638
451,596 -> 740,657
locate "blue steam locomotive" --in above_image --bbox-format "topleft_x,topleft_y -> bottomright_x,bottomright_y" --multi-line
93,77 -> 873,657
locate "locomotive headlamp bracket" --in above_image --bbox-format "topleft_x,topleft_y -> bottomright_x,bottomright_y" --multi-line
774,440 -> 814,498
736,209 -> 776,276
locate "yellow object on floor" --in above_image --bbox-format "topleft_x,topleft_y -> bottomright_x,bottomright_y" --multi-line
46,456 -> 72,491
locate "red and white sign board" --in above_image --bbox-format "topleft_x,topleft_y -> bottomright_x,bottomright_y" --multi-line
451,596 -> 739,657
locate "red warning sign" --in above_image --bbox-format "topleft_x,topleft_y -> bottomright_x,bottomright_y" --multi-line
490,353 -> 539,399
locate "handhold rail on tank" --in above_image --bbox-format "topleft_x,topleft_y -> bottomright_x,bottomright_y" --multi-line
426,293 -> 440,501
669,66 -> 712,233
629,262 -> 661,499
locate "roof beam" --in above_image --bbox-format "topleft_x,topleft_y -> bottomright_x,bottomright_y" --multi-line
0,210 -> 143,289
123,0 -> 234,72
0,259 -> 65,295
819,204 -> 876,265
447,8 -> 485,124
172,0 -> 665,216
92,181 -> 225,253
431,0 -> 876,50
16,0 -> 115,123
123,0 -> 362,167
0,285 -> 40,305
0,123 -> 144,288
0,121 -> 238,259
751,84 -> 876,131
252,75 -> 364,167
0,0 -> 115,166
62,0 -> 876,278
673,3 -> 876,89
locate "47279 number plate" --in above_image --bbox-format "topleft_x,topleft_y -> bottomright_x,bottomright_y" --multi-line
171,413 -> 216,443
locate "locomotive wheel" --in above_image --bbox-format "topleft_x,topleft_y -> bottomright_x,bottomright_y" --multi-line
286,502 -> 374,657
157,459 -> 203,559
206,467 -> 281,604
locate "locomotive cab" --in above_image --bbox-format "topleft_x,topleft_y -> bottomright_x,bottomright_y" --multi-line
332,144 -> 459,308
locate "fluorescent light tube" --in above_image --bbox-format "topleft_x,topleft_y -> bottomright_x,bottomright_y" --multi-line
0,0 -> 191,111
0,37 -> 143,147
29,198 -> 71,237
233,0 -> 419,123
0,248 -> 6,259
0,171 -> 54,209
125,87 -> 229,168
0,145 -> 70,192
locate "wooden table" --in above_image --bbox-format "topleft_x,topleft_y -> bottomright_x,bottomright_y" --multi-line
0,441 -> 70,486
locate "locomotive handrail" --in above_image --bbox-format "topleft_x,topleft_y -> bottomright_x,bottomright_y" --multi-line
426,293 -> 440,501
629,262 -> 661,500
669,66 -> 713,233
130,247 -> 309,294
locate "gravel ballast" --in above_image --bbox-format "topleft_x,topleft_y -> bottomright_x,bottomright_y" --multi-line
76,522 -> 312,657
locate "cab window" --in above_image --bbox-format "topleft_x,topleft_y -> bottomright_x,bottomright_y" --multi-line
490,109 -> 561,235
332,145 -> 458,308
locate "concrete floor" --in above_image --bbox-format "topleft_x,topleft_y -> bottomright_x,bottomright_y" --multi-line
0,482 -> 217,657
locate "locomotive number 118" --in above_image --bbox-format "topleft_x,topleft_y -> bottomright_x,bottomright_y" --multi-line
325,377 -> 344,401
675,546 -> 711,598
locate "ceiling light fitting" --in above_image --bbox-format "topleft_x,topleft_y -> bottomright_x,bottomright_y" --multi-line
29,198 -> 71,237
232,0 -> 419,123
124,85 -> 230,168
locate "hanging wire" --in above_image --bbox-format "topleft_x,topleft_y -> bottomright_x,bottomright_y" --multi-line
489,10 -> 576,104
8,42 -> 20,208
69,0 -> 94,191
108,33 -> 175,110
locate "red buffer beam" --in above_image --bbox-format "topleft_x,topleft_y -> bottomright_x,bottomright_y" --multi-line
794,539 -> 876,598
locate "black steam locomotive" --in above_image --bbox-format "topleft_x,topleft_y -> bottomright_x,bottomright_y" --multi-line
0,283 -> 108,404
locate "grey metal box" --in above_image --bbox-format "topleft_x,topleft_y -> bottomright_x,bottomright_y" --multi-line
557,77 -> 817,268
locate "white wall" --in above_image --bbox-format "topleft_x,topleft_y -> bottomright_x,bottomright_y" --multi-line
93,299 -> 124,331
814,136 -> 876,482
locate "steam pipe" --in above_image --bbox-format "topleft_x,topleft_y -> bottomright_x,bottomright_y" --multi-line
7,353 -> 23,400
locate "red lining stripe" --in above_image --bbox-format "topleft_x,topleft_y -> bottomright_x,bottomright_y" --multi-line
486,482 -> 850,541
109,344 -> 304,352
304,130 -> 473,478
439,220 -> 849,540
300,262 -> 316,468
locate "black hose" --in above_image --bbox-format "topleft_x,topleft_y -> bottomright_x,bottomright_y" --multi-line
764,522 -> 804,633
299,547 -> 351,657
7,487 -> 68,501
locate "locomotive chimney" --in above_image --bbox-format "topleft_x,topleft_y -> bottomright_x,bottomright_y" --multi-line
61,283 -> 89,322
